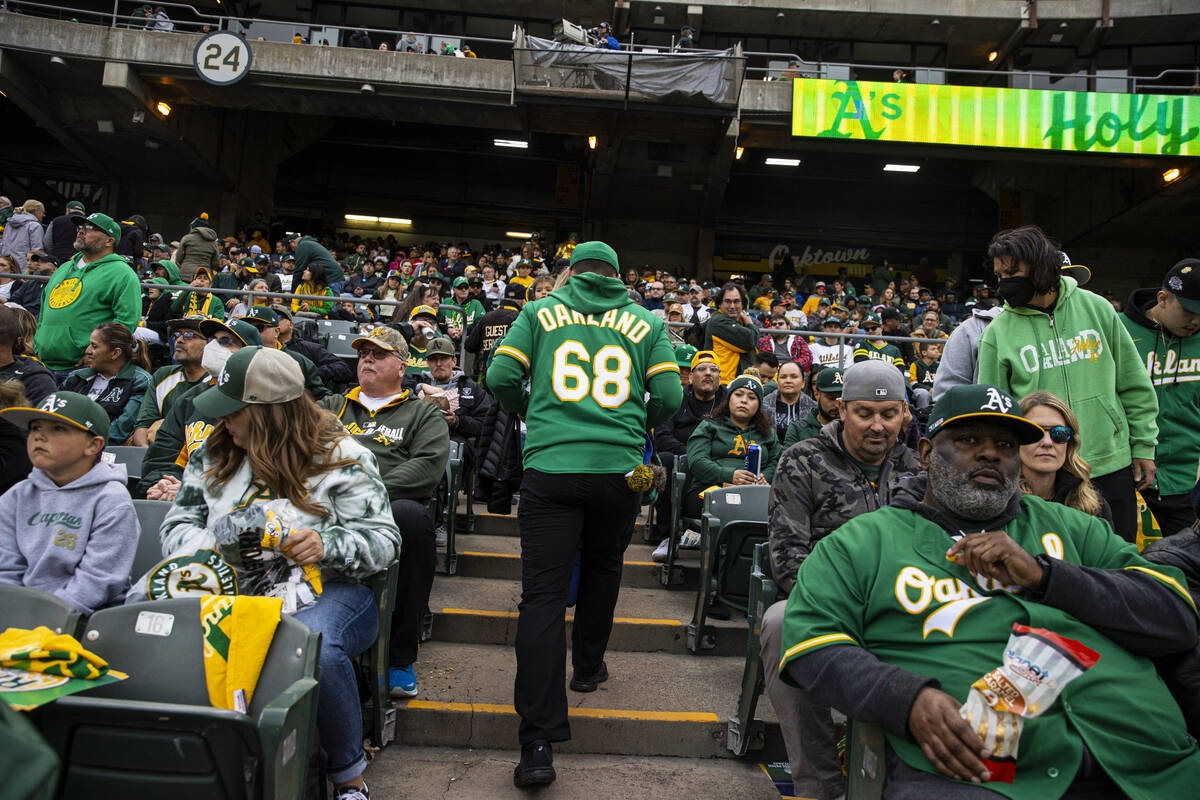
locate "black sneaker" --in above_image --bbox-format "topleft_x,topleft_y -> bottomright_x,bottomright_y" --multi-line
569,661 -> 609,693
513,739 -> 556,787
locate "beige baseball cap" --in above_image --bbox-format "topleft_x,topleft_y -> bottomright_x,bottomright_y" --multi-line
192,346 -> 304,418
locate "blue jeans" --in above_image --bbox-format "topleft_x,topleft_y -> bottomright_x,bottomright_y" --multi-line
328,279 -> 345,295
293,581 -> 378,784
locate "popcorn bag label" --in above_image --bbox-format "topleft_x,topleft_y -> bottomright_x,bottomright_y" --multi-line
959,624 -> 1100,783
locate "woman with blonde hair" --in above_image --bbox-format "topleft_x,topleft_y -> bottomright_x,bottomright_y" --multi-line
160,346 -> 399,800
0,199 -> 45,272
1019,391 -> 1113,528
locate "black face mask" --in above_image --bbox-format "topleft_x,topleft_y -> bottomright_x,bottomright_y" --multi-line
996,276 -> 1037,307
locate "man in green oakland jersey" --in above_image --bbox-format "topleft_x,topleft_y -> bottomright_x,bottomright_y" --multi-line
852,315 -> 905,370
779,384 -> 1200,799
488,241 -> 683,789
1122,258 -> 1200,535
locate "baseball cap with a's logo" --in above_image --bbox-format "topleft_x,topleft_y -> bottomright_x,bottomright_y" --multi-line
71,212 -> 121,240
193,346 -> 305,418
1164,258 -> 1200,314
1,391 -> 110,441
925,384 -> 1044,444
814,366 -> 845,394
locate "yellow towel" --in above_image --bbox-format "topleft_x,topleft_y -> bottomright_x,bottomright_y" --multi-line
0,627 -> 110,680
200,595 -> 282,712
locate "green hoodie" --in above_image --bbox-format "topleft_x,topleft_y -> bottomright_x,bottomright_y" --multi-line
978,276 -> 1158,478
34,252 -> 141,370
293,236 -> 344,286
1121,288 -> 1200,495
686,416 -> 780,493
487,271 -> 683,474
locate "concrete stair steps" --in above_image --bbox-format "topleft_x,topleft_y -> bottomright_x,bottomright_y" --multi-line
397,641 -> 782,760
428,574 -> 748,656
364,745 -> 783,799
461,509 -> 656,543
448,533 -> 700,589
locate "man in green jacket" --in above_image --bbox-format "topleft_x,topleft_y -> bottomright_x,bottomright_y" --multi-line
979,225 -> 1159,542
1121,258 -> 1200,535
287,232 -> 344,294
488,241 -> 682,788
33,212 -> 141,379
318,325 -> 449,701
704,282 -> 760,385
779,384 -> 1200,799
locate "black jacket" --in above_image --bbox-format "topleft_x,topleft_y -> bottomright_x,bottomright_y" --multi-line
9,279 -> 43,315
478,401 -> 521,485
0,419 -> 32,495
653,385 -> 726,456
1144,530 -> 1200,735
464,301 -> 521,380
44,212 -> 82,264
417,371 -> 492,459
284,336 -> 354,388
0,355 -> 57,405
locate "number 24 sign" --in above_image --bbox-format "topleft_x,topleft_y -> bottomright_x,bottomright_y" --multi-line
192,31 -> 252,86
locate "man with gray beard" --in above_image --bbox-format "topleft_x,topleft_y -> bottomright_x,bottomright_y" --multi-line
777,384 -> 1200,798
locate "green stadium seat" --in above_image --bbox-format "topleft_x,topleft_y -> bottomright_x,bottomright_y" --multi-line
846,720 -> 889,799
32,597 -> 320,800
105,446 -> 147,490
359,563 -> 400,749
442,440 -> 463,575
686,484 -> 770,653
325,332 -> 359,368
315,318 -> 357,339
726,542 -> 779,756
0,584 -> 83,637
129,499 -> 172,580
658,454 -> 700,587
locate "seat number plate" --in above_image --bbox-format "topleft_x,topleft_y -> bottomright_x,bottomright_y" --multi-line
134,610 -> 175,637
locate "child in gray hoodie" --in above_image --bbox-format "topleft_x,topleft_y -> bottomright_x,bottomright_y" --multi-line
0,391 -> 139,614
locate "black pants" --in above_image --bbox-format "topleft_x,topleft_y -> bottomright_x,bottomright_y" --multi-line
513,470 -> 639,744
1140,487 -> 1198,536
389,499 -> 436,667
1092,466 -> 1137,543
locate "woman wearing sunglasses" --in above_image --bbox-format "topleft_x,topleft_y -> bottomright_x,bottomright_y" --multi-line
1019,391 -> 1114,530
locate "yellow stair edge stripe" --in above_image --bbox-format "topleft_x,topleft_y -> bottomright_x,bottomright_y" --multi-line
459,551 -> 658,568
404,699 -> 719,723
441,607 -> 683,626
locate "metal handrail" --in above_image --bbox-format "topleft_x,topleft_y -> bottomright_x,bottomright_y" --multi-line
665,319 -> 948,347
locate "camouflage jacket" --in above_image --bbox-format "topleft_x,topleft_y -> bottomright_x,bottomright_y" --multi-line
767,420 -> 921,594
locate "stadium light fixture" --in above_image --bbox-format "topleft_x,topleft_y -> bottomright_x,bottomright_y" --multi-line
765,157 -> 801,167
506,231 -> 534,239
345,214 -> 379,223
587,136 -> 598,150
378,217 -> 412,225
883,163 -> 921,173
494,139 -> 529,149
155,101 -> 171,116
988,51 -> 999,62
735,146 -> 744,160
1163,168 -> 1181,183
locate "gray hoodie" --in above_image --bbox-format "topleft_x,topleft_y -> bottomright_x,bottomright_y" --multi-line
0,212 -> 44,272
930,304 -> 1002,400
0,460 -> 139,614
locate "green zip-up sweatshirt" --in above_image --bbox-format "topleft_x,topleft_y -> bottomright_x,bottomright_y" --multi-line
34,252 -> 141,370
685,416 -> 780,493
318,387 -> 449,502
1121,287 -> 1200,495
978,276 -> 1158,477
487,272 -> 682,475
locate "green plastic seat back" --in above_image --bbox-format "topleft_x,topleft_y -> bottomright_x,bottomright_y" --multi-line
130,499 -> 173,580
0,584 -> 81,636
704,485 -> 771,609
104,446 -> 147,480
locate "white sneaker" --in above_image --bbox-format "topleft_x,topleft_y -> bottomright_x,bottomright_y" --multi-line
679,529 -> 702,549
652,538 -> 670,562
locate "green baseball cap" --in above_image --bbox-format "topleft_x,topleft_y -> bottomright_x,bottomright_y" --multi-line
925,384 -> 1044,445
193,347 -> 305,419
569,241 -> 619,272
237,307 -> 279,328
199,318 -> 263,347
66,200 -> 85,212
426,337 -> 456,358
1,391 -> 110,441
71,212 -> 121,241
674,344 -> 697,369
452,277 -> 469,288
814,366 -> 845,394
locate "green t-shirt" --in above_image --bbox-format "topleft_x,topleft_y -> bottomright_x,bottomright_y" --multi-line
487,272 -> 682,474
853,339 -> 904,370
780,496 -> 1200,799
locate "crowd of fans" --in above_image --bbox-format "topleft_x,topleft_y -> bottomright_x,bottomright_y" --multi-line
1,195 -> 1199,798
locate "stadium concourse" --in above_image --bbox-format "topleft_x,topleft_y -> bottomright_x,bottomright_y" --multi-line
1,205 -> 1200,800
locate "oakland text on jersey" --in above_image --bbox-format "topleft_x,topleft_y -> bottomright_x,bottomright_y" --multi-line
534,303 -> 653,344
1144,349 -> 1200,383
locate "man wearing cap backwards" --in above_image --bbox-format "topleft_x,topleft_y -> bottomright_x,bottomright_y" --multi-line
778,383 -> 1200,798
487,241 -> 682,787
781,366 -> 843,450
129,317 -> 209,446
979,225 -> 1159,543
287,231 -> 345,295
764,360 -> 920,799
317,325 -> 450,701
33,212 -> 141,381
465,281 -> 525,384
1121,258 -> 1200,535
